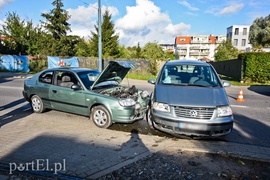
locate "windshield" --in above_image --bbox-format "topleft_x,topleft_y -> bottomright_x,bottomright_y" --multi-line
158,64 -> 221,87
77,70 -> 100,89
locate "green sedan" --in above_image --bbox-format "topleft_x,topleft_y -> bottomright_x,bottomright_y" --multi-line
22,61 -> 150,128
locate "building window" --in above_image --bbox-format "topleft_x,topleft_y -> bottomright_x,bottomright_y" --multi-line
243,28 -> 247,35
234,28 -> 239,35
233,39 -> 238,46
241,39 -> 246,46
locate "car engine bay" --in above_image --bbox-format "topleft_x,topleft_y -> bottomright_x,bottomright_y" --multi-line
98,85 -> 139,100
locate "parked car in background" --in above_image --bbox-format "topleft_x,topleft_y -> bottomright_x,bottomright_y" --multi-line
147,60 -> 233,137
23,61 -> 150,128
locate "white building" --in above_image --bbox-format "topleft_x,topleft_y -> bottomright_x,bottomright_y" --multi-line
226,25 -> 252,51
173,35 -> 226,61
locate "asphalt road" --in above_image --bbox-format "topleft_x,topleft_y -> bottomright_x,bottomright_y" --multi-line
1,77 -> 270,148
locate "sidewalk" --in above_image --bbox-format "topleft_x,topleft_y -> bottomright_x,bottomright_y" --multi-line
0,115 -> 270,179
1,72 -> 270,179
0,72 -> 33,79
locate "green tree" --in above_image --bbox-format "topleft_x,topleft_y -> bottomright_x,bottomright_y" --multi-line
90,9 -> 119,58
136,42 -> 141,58
41,0 -> 71,40
40,0 -> 83,56
118,45 -> 132,58
141,42 -> 165,75
214,40 -> 239,61
126,46 -> 138,58
141,42 -> 165,60
249,14 -> 270,48
74,39 -> 91,57
1,12 -> 29,54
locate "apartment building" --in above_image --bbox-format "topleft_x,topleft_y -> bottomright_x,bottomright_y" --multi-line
173,34 -> 226,61
160,44 -> 175,53
226,25 -> 252,51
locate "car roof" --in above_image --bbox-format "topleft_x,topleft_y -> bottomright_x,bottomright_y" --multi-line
165,60 -> 210,66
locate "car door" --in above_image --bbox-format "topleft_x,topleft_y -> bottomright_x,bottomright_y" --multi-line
36,70 -> 54,108
49,70 -> 88,115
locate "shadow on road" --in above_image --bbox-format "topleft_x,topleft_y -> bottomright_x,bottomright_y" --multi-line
0,77 -> 12,84
248,85 -> 270,96
0,98 -> 32,127
0,129 -> 150,179
0,98 -> 26,110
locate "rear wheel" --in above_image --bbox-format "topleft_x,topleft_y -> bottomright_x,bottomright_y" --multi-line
91,105 -> 112,128
31,95 -> 45,113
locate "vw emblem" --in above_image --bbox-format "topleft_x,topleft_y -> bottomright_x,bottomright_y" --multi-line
189,110 -> 197,117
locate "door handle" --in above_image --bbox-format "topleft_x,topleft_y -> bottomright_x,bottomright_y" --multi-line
52,90 -> 57,93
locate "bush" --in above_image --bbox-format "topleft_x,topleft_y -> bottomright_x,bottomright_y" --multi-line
29,59 -> 47,73
239,52 -> 270,83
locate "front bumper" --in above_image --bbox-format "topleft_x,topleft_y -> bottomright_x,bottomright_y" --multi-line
111,106 -> 148,123
151,110 -> 233,137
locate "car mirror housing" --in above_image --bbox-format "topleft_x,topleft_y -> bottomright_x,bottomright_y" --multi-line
222,81 -> 231,87
148,78 -> 155,84
71,84 -> 82,90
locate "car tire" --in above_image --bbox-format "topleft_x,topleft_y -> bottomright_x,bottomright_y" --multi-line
146,108 -> 155,130
31,95 -> 45,113
91,105 -> 112,128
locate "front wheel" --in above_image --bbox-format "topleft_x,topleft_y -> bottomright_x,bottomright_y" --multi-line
31,95 -> 45,113
146,108 -> 155,130
90,105 -> 112,128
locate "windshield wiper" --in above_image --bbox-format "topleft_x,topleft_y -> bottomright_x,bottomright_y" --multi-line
187,84 -> 211,87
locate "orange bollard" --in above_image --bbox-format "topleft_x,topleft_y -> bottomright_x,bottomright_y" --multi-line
236,89 -> 244,102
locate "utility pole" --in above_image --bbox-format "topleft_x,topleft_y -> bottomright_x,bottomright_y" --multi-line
98,0 -> 102,72
79,0 -> 102,71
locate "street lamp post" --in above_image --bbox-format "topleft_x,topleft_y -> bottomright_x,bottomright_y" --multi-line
98,0 -> 102,72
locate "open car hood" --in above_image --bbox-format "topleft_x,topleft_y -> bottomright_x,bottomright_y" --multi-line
91,61 -> 135,89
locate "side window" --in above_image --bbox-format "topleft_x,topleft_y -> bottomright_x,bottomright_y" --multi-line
39,71 -> 53,84
56,71 -> 78,88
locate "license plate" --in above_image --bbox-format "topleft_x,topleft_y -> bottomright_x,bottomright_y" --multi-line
179,122 -> 205,129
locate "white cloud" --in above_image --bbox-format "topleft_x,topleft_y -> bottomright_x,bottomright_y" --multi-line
115,0 -> 170,31
67,3 -> 119,36
178,1 -> 199,11
218,3 -> 244,15
0,0 -> 13,9
115,0 -> 191,46
67,0 -> 191,47
165,23 -> 191,36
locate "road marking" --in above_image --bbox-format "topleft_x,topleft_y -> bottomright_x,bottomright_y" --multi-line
23,107 -> 32,111
231,105 -> 248,108
0,86 -> 23,90
1,115 -> 13,120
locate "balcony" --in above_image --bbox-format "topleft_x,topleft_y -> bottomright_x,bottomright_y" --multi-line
178,51 -> 187,55
190,46 -> 210,50
190,51 -> 210,55
190,40 -> 210,44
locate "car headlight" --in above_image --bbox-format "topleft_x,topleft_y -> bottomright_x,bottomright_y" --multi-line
217,106 -> 232,117
119,98 -> 136,107
153,102 -> 170,113
141,90 -> 149,99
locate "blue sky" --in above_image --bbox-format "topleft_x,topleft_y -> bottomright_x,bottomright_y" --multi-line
0,0 -> 269,47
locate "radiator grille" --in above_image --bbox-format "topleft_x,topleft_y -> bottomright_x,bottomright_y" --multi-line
174,106 -> 214,119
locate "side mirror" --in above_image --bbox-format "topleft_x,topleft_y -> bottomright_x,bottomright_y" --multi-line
71,84 -> 82,90
222,81 -> 231,87
148,78 -> 155,84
